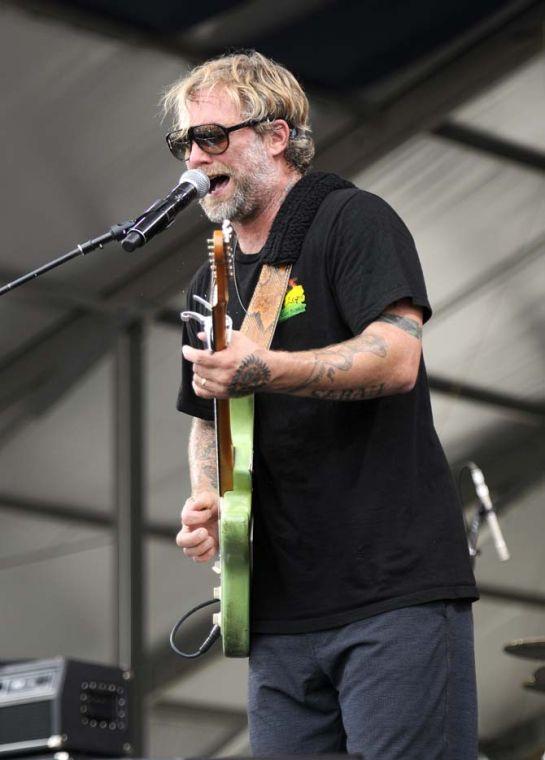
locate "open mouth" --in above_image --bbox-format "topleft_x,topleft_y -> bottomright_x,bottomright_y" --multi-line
208,175 -> 231,195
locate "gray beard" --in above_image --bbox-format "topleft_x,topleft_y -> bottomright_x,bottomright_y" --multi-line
199,181 -> 251,224
199,138 -> 276,224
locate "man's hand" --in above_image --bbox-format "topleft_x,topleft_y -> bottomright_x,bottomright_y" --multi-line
182,331 -> 272,399
176,491 -> 219,563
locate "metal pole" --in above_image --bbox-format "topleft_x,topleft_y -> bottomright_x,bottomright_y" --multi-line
114,320 -> 146,756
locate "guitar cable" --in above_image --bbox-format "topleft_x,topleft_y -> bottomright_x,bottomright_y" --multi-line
169,598 -> 221,659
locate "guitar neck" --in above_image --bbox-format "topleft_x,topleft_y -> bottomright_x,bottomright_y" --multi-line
212,299 -> 234,496
215,399 -> 233,496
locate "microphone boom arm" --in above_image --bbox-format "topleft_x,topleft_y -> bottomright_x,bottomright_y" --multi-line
0,219 -> 135,297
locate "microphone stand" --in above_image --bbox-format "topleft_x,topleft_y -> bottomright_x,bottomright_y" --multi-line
0,220 -> 135,297
1,172 -> 208,297
460,460 -> 510,570
467,501 -> 485,571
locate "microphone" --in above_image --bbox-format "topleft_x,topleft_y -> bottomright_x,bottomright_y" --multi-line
468,462 -> 510,561
122,169 -> 210,252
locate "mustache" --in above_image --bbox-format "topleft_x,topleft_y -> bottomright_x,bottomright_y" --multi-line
202,163 -> 234,179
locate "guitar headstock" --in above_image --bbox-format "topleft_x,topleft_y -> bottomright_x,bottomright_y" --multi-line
207,221 -> 234,308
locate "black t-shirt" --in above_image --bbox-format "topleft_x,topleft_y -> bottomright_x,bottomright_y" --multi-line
178,188 -> 478,634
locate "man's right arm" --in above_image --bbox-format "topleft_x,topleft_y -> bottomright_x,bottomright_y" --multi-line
188,416 -> 217,493
176,417 -> 219,563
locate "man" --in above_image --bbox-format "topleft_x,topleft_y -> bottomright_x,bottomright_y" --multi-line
168,51 -> 479,758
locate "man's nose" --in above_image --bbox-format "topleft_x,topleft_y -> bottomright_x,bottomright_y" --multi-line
186,141 -> 213,168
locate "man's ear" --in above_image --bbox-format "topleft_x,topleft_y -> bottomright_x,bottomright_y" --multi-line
266,120 -> 291,157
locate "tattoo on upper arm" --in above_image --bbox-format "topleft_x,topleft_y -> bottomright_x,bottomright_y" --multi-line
376,313 -> 422,339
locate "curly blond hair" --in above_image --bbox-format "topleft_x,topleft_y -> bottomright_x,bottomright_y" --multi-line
162,51 -> 314,174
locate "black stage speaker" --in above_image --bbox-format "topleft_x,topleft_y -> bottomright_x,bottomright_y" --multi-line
0,658 -> 132,757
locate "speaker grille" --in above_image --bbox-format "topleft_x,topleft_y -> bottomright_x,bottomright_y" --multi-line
0,700 -> 51,744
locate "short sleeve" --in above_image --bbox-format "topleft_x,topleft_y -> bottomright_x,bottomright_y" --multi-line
326,191 -> 432,334
176,267 -> 214,421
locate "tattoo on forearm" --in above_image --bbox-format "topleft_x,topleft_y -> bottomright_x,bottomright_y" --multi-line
377,313 -> 422,339
189,420 -> 217,491
228,354 -> 271,397
282,332 -> 388,395
311,383 -> 386,400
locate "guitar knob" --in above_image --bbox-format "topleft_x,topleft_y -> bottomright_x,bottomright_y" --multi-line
212,561 -> 221,575
212,612 -> 221,626
213,586 -> 221,600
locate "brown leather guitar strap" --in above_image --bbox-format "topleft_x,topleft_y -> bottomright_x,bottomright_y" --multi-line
239,263 -> 292,349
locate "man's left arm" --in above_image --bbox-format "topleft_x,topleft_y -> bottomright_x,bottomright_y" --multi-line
183,299 -> 423,401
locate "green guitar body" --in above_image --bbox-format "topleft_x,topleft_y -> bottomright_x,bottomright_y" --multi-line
219,394 -> 254,657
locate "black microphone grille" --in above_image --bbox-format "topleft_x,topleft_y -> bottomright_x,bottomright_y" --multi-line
179,169 -> 210,198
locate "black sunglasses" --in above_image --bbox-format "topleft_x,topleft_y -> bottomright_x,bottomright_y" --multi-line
165,118 -> 270,161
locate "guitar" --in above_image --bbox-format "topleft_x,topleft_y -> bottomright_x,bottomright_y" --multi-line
182,224 -> 253,657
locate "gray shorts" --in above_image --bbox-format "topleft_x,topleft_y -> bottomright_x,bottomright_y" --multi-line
248,600 -> 477,759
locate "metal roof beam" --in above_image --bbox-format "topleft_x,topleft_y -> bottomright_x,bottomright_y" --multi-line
431,233 -> 545,324
114,322 -> 146,753
429,375 -> 545,421
0,266 -> 186,327
433,122 -> 545,173
0,492 -> 174,540
152,700 -> 245,721
210,726 -> 250,759
179,0 -> 335,51
150,701 -> 248,757
314,2 -> 544,176
476,583 -> 545,610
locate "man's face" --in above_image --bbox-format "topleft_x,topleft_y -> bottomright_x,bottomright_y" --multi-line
185,89 -> 276,224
